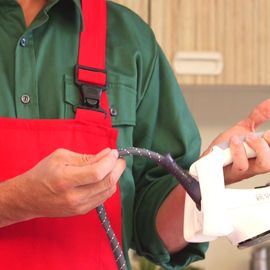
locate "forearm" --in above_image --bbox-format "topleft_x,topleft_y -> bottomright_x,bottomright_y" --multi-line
0,176 -> 34,228
156,185 -> 188,253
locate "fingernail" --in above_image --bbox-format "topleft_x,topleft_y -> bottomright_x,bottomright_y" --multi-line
111,149 -> 119,158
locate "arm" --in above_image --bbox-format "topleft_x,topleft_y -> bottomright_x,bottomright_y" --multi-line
156,185 -> 187,253
157,99 -> 270,254
132,43 -> 206,269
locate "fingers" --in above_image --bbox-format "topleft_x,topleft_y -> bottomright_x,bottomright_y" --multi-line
229,136 -> 249,173
64,158 -> 126,215
56,148 -> 112,167
76,157 -> 126,191
263,130 -> 270,144
74,158 -> 126,203
62,149 -> 120,187
82,147 -> 118,165
245,99 -> 270,130
25,147 -> 125,218
224,131 -> 270,184
245,132 -> 270,173
223,136 -> 249,183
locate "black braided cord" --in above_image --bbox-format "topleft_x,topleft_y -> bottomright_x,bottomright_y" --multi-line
96,147 -> 202,270
96,204 -> 127,270
118,147 -> 201,207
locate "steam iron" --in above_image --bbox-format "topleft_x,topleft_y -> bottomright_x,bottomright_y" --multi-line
184,135 -> 270,248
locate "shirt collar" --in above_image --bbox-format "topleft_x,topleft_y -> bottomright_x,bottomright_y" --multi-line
0,0 -> 83,30
72,0 -> 81,8
46,0 -> 82,14
45,0 -> 83,27
72,0 -> 83,29
0,0 -> 82,11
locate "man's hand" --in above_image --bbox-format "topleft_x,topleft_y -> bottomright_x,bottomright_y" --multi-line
202,98 -> 270,184
0,148 -> 126,227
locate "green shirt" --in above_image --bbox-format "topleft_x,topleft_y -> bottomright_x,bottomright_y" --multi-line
0,0 -> 208,269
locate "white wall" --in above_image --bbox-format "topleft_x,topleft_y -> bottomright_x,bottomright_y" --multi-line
181,85 -> 270,270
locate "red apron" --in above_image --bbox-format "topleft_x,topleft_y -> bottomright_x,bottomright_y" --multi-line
0,0 -> 122,269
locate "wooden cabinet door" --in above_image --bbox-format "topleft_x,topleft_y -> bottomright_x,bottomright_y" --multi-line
111,0 -> 150,23
150,0 -> 270,85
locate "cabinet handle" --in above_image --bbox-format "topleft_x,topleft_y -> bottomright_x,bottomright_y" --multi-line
173,51 -> 224,75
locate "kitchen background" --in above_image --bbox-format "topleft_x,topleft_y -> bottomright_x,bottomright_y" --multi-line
112,1 -> 270,269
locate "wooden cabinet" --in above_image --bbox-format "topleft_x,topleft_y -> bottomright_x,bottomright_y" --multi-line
112,0 -> 149,23
150,0 -> 270,85
112,0 -> 270,85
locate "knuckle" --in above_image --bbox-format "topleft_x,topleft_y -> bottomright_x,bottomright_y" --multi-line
53,148 -> 66,158
104,176 -> 115,189
64,192 -> 81,214
106,185 -> 117,198
49,148 -> 68,164
53,178 -> 67,192
233,162 -> 249,173
91,170 -> 104,182
45,168 -> 67,193
72,203 -> 94,216
54,165 -> 64,178
61,165 -> 71,181
80,154 -> 91,164
78,207 -> 90,216
52,168 -> 69,191
256,159 -> 270,172
111,185 -> 117,194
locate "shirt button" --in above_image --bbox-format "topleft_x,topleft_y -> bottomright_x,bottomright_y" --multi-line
21,94 -> 31,104
110,106 -> 118,117
20,37 -> 28,47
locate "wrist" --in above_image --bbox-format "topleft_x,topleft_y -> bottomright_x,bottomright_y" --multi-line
0,175 -> 36,228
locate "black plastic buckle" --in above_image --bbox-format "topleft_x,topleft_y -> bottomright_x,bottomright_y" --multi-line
74,65 -> 107,116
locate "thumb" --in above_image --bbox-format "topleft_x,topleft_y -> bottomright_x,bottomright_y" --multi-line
63,148 -> 113,167
242,99 -> 270,130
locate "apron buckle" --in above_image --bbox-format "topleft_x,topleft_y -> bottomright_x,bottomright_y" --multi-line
75,65 -> 107,116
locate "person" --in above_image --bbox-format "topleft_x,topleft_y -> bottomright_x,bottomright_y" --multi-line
0,0 -> 270,269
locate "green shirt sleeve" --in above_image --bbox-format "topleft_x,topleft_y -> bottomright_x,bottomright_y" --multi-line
132,43 -> 208,269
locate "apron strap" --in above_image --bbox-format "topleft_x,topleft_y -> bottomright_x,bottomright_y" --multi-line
75,0 -> 108,115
